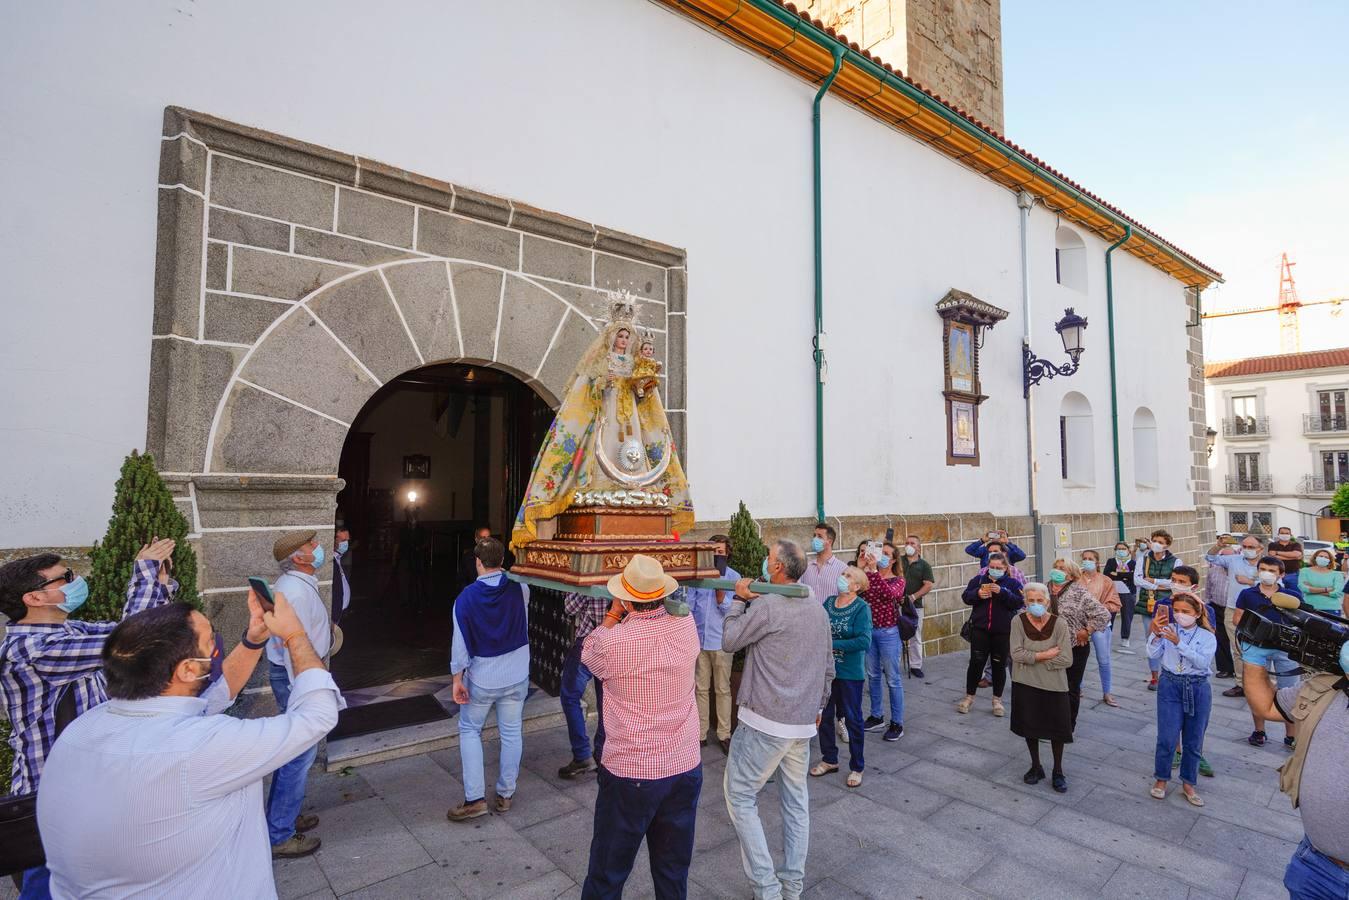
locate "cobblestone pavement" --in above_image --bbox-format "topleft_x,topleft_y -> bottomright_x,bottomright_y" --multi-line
273,642 -> 1304,899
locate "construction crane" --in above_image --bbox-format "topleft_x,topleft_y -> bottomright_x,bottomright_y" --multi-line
1201,253 -> 1344,352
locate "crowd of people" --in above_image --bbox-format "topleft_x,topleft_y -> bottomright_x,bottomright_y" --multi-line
0,522 -> 1346,898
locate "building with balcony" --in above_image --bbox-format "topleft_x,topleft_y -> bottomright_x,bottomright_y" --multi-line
1206,347 -> 1349,536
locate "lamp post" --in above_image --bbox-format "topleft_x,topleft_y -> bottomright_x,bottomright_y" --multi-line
1023,308 -> 1089,397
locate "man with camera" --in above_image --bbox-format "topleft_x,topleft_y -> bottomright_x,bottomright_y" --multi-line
1237,603 -> 1349,898
36,588 -> 341,898
1232,555 -> 1303,747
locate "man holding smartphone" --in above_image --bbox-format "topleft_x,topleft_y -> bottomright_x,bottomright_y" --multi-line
265,530 -> 334,858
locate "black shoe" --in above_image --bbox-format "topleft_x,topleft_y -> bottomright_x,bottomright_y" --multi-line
1248,730 -> 1266,746
558,757 -> 597,780
909,668 -> 925,678
1051,772 -> 1068,793
1022,765 -> 1045,785
700,739 -> 708,747
863,716 -> 886,733
883,723 -> 904,742
719,738 -> 731,755
1215,671 -> 1235,679
1284,736 -> 1296,750
1222,685 -> 1245,698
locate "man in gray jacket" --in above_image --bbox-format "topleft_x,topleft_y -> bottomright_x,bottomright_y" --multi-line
722,538 -> 834,900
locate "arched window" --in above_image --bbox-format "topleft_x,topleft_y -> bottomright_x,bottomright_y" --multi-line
1133,407 -> 1159,488
1055,226 -> 1086,292
1059,391 -> 1095,485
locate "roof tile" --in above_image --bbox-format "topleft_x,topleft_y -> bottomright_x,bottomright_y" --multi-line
1204,347 -> 1349,379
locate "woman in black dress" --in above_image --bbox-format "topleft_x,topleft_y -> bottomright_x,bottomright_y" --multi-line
1009,582 -> 1075,792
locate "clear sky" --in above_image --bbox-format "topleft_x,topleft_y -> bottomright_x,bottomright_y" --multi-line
1001,0 -> 1348,361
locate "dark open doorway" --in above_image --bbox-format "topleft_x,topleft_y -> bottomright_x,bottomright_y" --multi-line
331,362 -> 552,695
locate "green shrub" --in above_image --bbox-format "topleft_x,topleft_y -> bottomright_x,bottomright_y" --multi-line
82,450 -> 199,620
727,501 -> 768,582
1330,483 -> 1349,519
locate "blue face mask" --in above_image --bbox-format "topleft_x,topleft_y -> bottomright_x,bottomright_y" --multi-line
810,537 -> 825,553
1115,549 -> 1129,559
1049,569 -> 1068,584
877,555 -> 891,570
58,577 -> 89,614
336,540 -> 349,555
310,545 -> 325,569
987,568 -> 1004,581
836,575 -> 850,594
1082,560 -> 1097,572
1026,602 -> 1047,617
761,558 -> 770,580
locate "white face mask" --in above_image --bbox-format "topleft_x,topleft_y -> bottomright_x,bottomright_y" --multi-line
1241,547 -> 1259,559
1173,612 -> 1198,629
904,545 -> 917,556
1278,534 -> 1292,542
1314,555 -> 1332,568
1258,570 -> 1279,585
1150,541 -> 1165,554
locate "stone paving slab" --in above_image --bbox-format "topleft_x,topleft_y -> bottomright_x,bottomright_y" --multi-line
271,646 -> 1302,898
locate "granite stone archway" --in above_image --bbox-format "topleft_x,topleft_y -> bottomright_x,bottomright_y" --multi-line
146,108 -> 687,645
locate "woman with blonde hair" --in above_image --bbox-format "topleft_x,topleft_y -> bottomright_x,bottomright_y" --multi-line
1048,558 -> 1111,730
812,566 -> 873,786
1078,549 -> 1120,707
1148,591 -> 1216,806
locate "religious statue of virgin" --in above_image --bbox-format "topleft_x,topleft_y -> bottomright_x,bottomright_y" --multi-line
511,293 -> 694,547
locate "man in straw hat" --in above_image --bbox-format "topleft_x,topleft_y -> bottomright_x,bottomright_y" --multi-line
265,529 -> 334,858
580,554 -> 701,899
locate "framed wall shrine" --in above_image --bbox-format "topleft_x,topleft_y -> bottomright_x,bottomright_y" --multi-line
936,289 -> 1009,466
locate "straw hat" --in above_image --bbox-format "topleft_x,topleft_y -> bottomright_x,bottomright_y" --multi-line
607,554 -> 679,605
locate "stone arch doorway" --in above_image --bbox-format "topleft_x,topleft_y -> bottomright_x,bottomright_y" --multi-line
329,360 -> 552,695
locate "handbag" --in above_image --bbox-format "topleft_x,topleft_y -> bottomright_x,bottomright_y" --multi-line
0,682 -> 78,876
897,599 -> 920,642
959,613 -> 975,642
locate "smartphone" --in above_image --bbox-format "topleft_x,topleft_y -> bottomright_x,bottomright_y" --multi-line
247,577 -> 276,612
884,526 -> 894,543
866,540 -> 885,561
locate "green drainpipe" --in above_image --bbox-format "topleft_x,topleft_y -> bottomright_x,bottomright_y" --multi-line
1105,225 -> 1132,542
812,46 -> 845,524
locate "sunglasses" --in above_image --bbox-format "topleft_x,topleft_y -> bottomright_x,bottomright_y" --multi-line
32,568 -> 74,592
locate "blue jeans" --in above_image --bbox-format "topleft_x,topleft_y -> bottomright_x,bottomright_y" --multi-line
582,765 -> 702,900
1285,837 -> 1349,899
865,626 -> 903,724
724,723 -> 811,900
818,678 -> 864,772
458,677 -> 528,803
266,663 -> 321,845
560,636 -> 604,763
1153,671 -> 1211,786
1089,626 -> 1113,695
19,865 -> 50,900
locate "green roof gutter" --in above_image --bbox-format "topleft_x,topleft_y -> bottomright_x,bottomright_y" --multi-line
743,0 -> 1222,286
1105,225 -> 1132,542
812,45 -> 845,523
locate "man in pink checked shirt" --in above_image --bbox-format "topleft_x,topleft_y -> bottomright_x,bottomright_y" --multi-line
579,554 -> 701,900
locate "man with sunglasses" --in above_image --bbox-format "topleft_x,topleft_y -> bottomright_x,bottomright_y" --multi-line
0,539 -> 179,797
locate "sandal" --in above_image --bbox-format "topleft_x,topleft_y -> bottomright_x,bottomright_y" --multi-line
846,771 -> 863,788
809,762 -> 839,778
991,698 -> 1005,717
1149,784 -> 1166,800
956,696 -> 974,714
1103,694 -> 1120,708
1182,789 -> 1204,807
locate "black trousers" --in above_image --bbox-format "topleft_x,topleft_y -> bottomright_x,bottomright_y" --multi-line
1210,605 -> 1236,675
582,765 -> 702,900
966,629 -> 1009,697
1066,643 -> 1091,731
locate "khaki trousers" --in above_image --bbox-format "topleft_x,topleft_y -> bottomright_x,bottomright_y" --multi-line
1225,609 -> 1244,668
696,649 -> 733,741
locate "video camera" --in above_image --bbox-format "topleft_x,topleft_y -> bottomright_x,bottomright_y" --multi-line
1236,593 -> 1348,676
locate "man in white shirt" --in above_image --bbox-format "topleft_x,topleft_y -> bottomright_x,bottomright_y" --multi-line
37,589 -> 341,899
265,530 -> 335,857
798,523 -> 845,605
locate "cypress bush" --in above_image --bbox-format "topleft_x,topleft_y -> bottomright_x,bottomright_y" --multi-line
727,500 -> 768,581
82,450 -> 199,620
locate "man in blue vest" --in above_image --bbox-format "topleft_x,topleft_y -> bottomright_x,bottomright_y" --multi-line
448,537 -> 531,822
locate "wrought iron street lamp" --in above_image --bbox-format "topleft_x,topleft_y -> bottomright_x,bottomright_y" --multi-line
1023,307 -> 1088,396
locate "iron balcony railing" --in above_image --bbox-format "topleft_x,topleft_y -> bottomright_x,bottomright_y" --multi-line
1298,475 -> 1349,495
1225,475 -> 1273,494
1222,416 -> 1269,438
1303,414 -> 1348,434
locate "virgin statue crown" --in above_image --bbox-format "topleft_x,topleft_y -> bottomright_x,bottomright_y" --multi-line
606,290 -> 638,327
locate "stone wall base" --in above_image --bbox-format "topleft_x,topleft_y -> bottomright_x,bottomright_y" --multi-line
688,506 -> 1215,659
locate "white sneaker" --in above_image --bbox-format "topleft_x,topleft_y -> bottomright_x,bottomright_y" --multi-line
836,718 -> 849,744
1118,639 -> 1136,655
